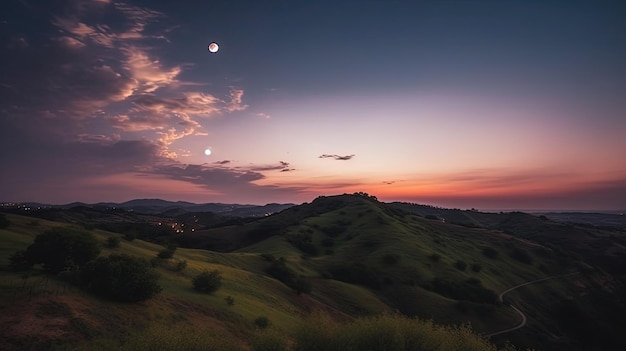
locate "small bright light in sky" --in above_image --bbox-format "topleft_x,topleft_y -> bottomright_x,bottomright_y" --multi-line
208,42 -> 219,53
204,148 -> 212,156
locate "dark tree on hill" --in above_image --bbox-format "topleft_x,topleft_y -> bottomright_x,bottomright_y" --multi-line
79,254 -> 162,302
26,227 -> 101,273
192,270 -> 223,294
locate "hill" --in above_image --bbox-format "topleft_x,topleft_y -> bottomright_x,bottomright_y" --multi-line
1,193 -> 626,350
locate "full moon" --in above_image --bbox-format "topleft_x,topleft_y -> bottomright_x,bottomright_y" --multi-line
208,42 -> 219,53
204,148 -> 212,156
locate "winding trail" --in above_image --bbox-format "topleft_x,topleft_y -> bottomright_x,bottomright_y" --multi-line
486,272 -> 580,338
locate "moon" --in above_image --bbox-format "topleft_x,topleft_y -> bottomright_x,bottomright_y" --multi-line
204,148 -> 212,156
208,42 -> 219,53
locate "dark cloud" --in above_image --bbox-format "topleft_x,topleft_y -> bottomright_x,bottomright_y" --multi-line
249,161 -> 293,172
319,154 -> 355,161
383,181 -> 395,185
214,160 -> 231,165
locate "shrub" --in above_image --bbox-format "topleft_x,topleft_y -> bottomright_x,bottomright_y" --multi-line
454,260 -> 467,271
106,237 -> 121,248
225,295 -> 235,306
192,270 -> 222,294
26,227 -> 101,273
79,254 -> 162,302
254,316 -> 271,329
173,259 -> 187,272
430,253 -> 441,262
157,248 -> 175,259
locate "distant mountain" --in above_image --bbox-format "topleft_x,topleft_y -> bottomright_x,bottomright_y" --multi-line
2,199 -> 296,217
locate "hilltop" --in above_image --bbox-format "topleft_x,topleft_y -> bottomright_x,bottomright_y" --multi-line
1,193 -> 626,350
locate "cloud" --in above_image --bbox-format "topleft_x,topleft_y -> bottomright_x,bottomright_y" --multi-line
383,181 -> 395,185
319,154 -> 356,161
249,161 -> 294,172
214,160 -> 231,165
256,112 -> 271,119
225,88 -> 248,112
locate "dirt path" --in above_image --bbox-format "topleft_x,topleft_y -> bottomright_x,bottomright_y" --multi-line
486,272 -> 580,338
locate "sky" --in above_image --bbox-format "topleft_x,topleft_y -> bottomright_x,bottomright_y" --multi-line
1,0 -> 625,210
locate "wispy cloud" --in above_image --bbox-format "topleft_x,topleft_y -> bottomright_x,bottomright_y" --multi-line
319,154 -> 356,161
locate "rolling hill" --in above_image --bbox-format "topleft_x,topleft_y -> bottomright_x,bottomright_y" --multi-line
1,193 -> 625,350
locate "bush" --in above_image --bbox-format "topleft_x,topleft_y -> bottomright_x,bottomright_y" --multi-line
254,316 -> 271,329
471,263 -> 482,272
173,259 -> 187,272
192,270 -> 222,294
225,295 -> 235,306
79,254 -> 162,302
157,248 -> 175,259
509,248 -> 533,264
26,227 -> 101,273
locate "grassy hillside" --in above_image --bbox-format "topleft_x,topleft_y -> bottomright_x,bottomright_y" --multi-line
2,194 -> 625,350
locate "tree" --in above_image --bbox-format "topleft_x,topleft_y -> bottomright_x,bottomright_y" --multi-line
192,270 -> 222,294
79,254 -> 162,302
26,227 -> 101,273
106,237 -> 121,248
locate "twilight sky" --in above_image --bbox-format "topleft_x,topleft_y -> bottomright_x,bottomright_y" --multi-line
1,0 -> 625,210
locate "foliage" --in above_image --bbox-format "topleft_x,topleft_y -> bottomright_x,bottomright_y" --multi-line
26,227 -> 101,273
286,232 -> 318,255
106,236 -> 121,248
225,295 -> 235,306
267,260 -> 312,294
254,316 -> 271,329
192,270 -> 223,294
173,259 -> 187,271
158,247 -> 176,259
79,254 -> 162,302
471,263 -> 482,272
454,260 -> 467,271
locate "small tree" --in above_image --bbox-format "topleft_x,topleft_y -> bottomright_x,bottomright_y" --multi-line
26,227 -> 101,273
192,270 -> 222,294
80,254 -> 162,302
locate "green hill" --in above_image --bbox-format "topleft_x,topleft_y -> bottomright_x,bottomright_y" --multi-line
1,194 -> 625,350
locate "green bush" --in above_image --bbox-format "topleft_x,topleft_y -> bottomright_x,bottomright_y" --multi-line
26,227 -> 101,273
157,248 -> 175,259
192,270 -> 223,294
79,254 -> 162,302
254,316 -> 271,329
430,253 -> 442,262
